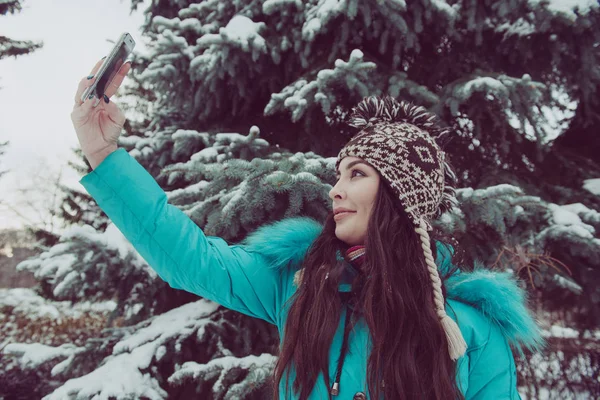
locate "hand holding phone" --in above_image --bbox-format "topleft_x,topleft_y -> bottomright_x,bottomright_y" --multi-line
71,33 -> 135,169
80,32 -> 136,107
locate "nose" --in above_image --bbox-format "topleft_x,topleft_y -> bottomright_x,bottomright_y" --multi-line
329,180 -> 345,201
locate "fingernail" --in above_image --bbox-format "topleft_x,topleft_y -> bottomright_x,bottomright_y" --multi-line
103,94 -> 109,103
87,75 -> 94,80
101,56 -> 107,60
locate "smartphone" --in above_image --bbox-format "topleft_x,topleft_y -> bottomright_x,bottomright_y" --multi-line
81,32 -> 136,107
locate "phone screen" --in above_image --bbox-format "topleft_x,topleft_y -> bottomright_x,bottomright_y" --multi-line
94,40 -> 130,98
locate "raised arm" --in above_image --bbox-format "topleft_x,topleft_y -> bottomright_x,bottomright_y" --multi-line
71,57 -> 293,326
79,148 -> 293,326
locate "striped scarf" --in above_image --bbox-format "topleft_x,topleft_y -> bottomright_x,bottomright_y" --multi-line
345,245 -> 366,270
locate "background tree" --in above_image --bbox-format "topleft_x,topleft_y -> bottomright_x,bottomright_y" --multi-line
0,0 -> 44,196
2,1 -> 599,399
0,0 -> 43,62
0,141 -> 9,182
0,0 -> 46,242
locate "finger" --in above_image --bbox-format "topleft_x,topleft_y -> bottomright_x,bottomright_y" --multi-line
71,91 -> 99,124
73,58 -> 106,107
89,57 -> 106,76
74,77 -> 96,107
104,61 -> 132,98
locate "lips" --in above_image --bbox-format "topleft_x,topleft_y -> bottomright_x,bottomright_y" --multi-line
334,211 -> 355,221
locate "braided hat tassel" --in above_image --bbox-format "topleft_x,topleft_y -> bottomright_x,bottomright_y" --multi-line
415,219 -> 467,360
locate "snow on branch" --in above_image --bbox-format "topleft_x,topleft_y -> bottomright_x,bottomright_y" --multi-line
452,183 -> 544,236
194,15 -> 267,62
548,203 -> 596,238
159,127 -> 334,239
552,274 -> 583,295
583,178 -> 600,196
442,72 -> 552,143
265,49 -> 375,121
43,300 -> 221,400
263,0 -> 304,15
15,223 -> 154,301
3,342 -> 84,370
42,350 -> 168,400
495,17 -> 537,39
388,72 -> 440,106
302,0 -> 356,41
528,0 -> 599,23
169,353 -> 276,399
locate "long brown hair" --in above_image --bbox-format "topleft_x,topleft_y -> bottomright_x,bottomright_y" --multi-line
272,178 -> 466,399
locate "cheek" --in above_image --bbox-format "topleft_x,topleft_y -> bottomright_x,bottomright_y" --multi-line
362,190 -> 378,215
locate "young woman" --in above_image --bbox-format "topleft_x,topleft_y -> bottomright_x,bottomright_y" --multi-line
72,59 -> 544,399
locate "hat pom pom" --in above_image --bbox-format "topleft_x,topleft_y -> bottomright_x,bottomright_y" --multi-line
348,96 -> 454,147
348,96 -> 403,129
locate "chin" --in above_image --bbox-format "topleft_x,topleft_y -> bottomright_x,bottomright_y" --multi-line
334,229 -> 361,246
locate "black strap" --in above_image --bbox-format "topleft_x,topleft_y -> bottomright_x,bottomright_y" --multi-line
333,293 -> 354,390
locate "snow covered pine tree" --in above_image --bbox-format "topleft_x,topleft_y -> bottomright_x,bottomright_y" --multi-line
2,0 -> 599,399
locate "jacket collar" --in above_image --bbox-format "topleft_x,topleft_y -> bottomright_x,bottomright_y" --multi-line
241,216 -> 544,355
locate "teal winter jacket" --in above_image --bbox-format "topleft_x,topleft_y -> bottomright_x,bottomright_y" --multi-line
80,148 -> 545,399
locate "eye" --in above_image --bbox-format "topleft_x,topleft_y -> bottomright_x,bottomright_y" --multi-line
351,169 -> 365,178
335,169 -> 365,181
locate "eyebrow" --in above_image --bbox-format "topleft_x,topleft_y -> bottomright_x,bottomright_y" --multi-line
335,160 -> 370,176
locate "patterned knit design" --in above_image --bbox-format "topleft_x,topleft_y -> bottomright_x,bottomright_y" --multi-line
337,126 -> 445,231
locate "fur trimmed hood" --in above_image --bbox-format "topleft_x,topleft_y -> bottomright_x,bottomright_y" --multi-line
242,216 -> 545,355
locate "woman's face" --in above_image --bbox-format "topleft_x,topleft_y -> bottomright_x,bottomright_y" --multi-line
329,156 -> 380,246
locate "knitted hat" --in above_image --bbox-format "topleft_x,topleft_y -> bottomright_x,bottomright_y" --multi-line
335,95 -> 467,361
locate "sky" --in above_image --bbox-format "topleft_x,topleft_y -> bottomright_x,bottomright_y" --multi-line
0,0 -> 149,232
